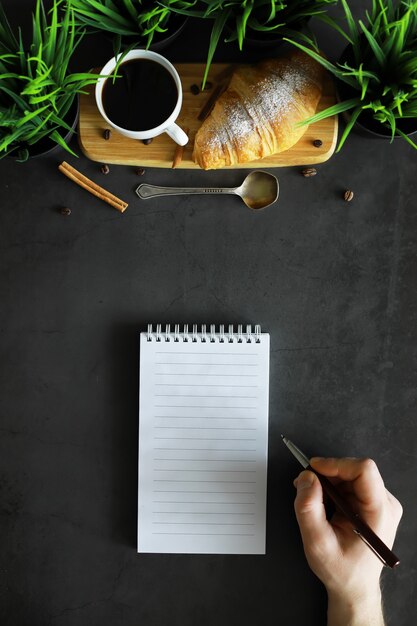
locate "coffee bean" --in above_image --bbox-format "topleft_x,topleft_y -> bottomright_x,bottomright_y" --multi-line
302,167 -> 317,177
101,164 -> 110,174
313,139 -> 322,148
136,167 -> 145,176
60,207 -> 71,216
344,190 -> 354,202
103,129 -> 111,140
190,84 -> 200,95
142,138 -> 153,145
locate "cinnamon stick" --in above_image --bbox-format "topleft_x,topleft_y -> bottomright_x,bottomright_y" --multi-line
58,161 -> 128,212
197,83 -> 227,122
172,128 -> 189,169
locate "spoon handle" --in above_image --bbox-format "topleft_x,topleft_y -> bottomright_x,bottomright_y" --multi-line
136,183 -> 235,200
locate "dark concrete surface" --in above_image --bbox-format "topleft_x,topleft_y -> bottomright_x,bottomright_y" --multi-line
1,2 -> 416,625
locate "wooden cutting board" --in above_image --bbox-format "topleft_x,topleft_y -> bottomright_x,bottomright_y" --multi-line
78,63 -> 338,169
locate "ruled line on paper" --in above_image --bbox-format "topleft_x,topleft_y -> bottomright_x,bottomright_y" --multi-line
155,352 -> 259,356
154,508 -> 255,512
154,444 -> 256,452
153,480 -> 257,483
154,413 -> 256,416
152,533 -> 256,536
154,468 -> 257,472
153,517 -> 255,521
153,437 -> 257,441
155,394 -> 258,398
154,424 -> 257,428
155,384 -> 259,387
155,410 -> 258,413
154,457 -> 256,463
152,406 -> 256,420
154,447 -> 256,452
153,511 -> 255,515
152,500 -> 256,504
154,489 -> 255,496
154,405 -> 257,408
155,362 -> 259,366
155,374 -> 258,378
155,416 -> 256,420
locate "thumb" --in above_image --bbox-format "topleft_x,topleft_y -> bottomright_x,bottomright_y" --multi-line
294,470 -> 333,551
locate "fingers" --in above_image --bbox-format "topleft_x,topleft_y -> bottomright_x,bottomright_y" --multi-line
309,457 -> 387,509
294,470 -> 335,553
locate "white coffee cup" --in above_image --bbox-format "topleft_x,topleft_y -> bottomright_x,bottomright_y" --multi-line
95,49 -> 188,146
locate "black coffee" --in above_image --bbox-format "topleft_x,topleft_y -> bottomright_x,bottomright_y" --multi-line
102,59 -> 178,132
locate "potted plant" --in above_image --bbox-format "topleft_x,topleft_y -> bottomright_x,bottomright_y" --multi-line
0,0 -> 102,161
167,0 -> 338,87
66,0 -> 190,54
286,0 -> 417,150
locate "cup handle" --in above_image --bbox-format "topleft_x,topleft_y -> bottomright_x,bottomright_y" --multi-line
165,123 -> 189,146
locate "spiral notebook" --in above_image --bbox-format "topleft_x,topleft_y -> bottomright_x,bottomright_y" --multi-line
138,324 -> 270,554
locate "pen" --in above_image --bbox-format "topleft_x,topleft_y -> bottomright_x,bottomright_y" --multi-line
281,435 -> 400,569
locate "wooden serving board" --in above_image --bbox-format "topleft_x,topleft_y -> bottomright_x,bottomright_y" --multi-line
78,63 -> 338,169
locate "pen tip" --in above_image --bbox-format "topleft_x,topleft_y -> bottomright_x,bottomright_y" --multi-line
280,434 -> 285,439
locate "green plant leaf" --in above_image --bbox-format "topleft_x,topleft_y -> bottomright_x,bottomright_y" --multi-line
315,13 -> 353,46
397,127 -> 417,149
361,76 -> 369,100
0,1 -> 19,52
336,106 -> 362,150
15,105 -> 50,127
359,20 -> 385,67
380,107 -> 397,141
122,0 -> 139,22
202,8 -> 230,88
284,38 -> 359,89
50,128 -> 78,156
340,0 -> 360,63
71,0 -> 133,28
237,2 -> 253,50
297,97 -> 362,126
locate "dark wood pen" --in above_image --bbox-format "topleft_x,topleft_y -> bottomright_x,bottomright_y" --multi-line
281,435 -> 400,569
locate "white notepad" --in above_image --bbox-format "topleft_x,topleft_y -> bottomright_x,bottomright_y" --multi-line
138,324 -> 270,554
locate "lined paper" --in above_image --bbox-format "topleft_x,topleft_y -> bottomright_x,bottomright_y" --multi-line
137,329 -> 270,554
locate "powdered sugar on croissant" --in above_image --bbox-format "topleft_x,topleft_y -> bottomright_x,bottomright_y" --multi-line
193,50 -> 325,170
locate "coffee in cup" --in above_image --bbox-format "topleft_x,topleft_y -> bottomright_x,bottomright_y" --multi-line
95,50 -> 188,146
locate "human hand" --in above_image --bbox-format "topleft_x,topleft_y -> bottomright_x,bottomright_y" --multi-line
293,458 -> 402,626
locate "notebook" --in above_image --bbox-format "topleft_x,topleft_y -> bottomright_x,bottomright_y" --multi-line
138,324 -> 270,554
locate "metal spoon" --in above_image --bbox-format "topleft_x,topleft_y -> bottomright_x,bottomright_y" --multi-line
135,170 -> 279,211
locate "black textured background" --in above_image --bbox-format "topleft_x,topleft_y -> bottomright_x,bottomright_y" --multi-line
0,1 -> 416,624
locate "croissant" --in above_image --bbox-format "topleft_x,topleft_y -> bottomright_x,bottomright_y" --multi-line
193,50 -> 325,170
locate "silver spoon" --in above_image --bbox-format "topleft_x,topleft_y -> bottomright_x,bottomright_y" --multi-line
135,170 -> 279,211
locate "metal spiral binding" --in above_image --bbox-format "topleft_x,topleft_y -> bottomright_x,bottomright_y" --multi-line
174,324 -> 180,342
156,324 -> 162,342
237,324 -> 243,343
146,324 -> 263,342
